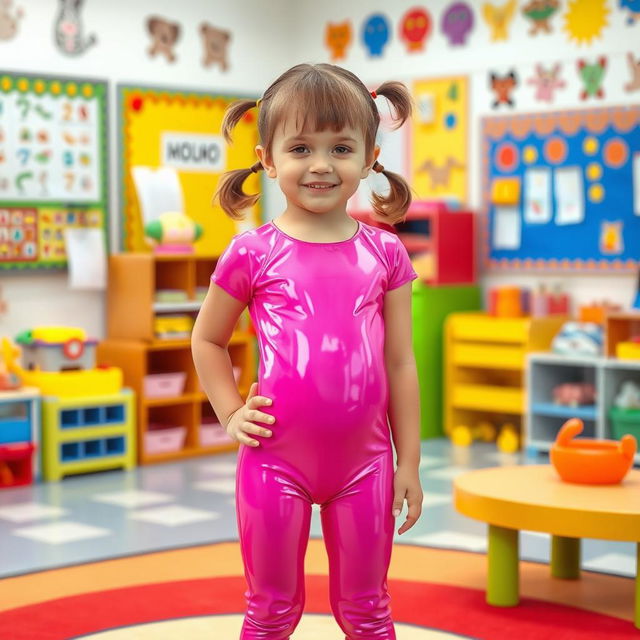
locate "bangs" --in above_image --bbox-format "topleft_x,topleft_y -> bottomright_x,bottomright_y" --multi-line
261,67 -> 377,149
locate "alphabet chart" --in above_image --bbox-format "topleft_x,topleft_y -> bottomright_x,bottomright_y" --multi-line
0,72 -> 108,270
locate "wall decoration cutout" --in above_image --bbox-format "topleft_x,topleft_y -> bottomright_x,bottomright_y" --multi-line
0,0 -> 23,40
482,0 -> 517,41
482,106 -> 640,271
563,0 -> 610,45
411,76 -> 469,204
441,2 -> 474,45
490,70 -> 518,108
620,0 -> 640,25
324,21 -> 352,60
624,52 -> 640,92
361,13 -> 390,57
146,16 -> 180,63
0,72 -> 108,270
578,57 -> 607,100
118,85 -> 259,255
400,7 -> 432,52
199,23 -> 231,71
528,63 -> 566,102
54,0 -> 96,57
522,0 -> 560,35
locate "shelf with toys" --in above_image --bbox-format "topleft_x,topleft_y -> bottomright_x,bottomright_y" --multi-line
99,252 -> 256,465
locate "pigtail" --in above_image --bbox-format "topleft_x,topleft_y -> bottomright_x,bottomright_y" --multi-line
370,161 -> 412,224
374,81 -> 412,129
214,97 -> 262,219
214,162 -> 263,220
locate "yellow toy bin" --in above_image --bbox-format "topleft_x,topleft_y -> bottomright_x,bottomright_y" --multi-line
616,341 -> 640,361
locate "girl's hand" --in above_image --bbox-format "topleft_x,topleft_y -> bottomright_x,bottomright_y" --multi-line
392,465 -> 423,535
225,382 -> 275,447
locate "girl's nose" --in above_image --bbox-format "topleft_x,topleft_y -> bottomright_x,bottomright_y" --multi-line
309,156 -> 333,173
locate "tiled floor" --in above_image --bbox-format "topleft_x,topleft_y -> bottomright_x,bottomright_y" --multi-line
0,439 -> 635,579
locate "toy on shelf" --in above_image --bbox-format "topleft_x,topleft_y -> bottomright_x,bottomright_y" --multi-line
451,420 -> 498,447
2,327 -> 122,396
144,211 -> 203,255
579,301 -> 621,325
605,312 -> 640,359
551,321 -> 603,357
552,382 -> 597,407
488,284 -> 571,318
496,422 -> 519,453
550,418 -> 636,485
530,285 -> 570,317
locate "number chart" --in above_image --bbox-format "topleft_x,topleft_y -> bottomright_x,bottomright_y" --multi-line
0,72 -> 108,270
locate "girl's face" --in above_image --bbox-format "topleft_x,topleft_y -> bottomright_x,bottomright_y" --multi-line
256,115 -> 378,218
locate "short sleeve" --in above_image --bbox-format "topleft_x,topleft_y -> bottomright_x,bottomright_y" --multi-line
387,236 -> 418,291
211,234 -> 255,304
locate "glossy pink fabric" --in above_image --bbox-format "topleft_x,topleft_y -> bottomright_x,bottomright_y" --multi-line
211,220 -> 417,639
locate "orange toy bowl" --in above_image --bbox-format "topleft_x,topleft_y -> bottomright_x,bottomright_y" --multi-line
550,418 -> 637,485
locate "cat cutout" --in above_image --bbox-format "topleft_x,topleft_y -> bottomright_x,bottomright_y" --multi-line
482,0 -> 517,40
325,21 -> 352,60
54,0 -> 96,57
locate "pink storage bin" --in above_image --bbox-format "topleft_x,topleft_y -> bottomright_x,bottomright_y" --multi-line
144,372 -> 186,398
145,424 -> 186,454
200,419 -> 235,446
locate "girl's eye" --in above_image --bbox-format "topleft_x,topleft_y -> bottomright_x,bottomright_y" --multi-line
290,146 -> 308,154
334,146 -> 351,154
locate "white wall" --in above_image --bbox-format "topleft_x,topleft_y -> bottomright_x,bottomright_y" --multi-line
0,0 -> 295,338
1,0 -> 639,340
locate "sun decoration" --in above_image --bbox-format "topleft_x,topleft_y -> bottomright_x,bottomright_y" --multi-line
563,0 -> 610,45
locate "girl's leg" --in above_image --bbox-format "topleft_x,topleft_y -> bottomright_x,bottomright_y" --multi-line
236,454 -> 312,639
320,453 -> 396,640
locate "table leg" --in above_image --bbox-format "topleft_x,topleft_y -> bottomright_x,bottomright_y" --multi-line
636,543 -> 640,630
551,536 -> 580,579
488,524 -> 519,606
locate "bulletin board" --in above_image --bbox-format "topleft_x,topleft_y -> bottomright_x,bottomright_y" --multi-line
411,76 -> 469,205
118,85 -> 260,255
0,72 -> 108,270
482,106 -> 640,271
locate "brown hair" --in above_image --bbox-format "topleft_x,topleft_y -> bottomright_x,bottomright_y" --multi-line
214,63 -> 413,223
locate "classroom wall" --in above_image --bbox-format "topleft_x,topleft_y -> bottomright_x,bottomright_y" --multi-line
0,0 -> 293,338
287,0 -> 639,311
2,0 -> 638,341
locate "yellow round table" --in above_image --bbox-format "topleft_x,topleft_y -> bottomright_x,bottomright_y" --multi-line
453,464 -> 640,628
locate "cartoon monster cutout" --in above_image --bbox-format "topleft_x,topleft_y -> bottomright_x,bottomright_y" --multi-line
578,57 -> 607,100
482,0 -> 517,41
399,7 -> 432,52
528,63 -> 566,102
624,52 -> 640,92
600,221 -> 623,255
417,157 -> 465,189
147,16 -> 181,63
54,0 -> 96,57
620,0 -> 640,25
441,2 -> 474,45
522,0 -> 560,35
325,21 -> 352,60
0,0 -> 23,40
490,71 -> 518,108
361,13 -> 390,57
200,23 -> 231,71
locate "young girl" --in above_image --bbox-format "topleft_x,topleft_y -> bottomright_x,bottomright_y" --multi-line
192,63 -> 423,640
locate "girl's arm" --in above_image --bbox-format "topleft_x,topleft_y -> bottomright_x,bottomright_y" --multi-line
191,282 -> 248,426
383,282 -> 421,468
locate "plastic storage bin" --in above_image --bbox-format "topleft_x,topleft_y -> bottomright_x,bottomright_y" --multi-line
145,424 -> 186,454
144,372 -> 186,398
0,442 -> 36,488
610,407 -> 640,440
200,420 -> 234,446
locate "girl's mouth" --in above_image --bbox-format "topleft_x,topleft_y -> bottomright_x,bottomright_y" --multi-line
303,183 -> 337,190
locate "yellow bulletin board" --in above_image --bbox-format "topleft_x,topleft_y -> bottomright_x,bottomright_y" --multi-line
411,76 -> 469,205
118,85 -> 260,254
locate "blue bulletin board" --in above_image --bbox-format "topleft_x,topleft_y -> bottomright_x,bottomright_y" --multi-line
481,106 -> 640,271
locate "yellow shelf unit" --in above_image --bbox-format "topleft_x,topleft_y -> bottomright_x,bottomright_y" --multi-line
444,312 -> 566,447
41,390 -> 136,482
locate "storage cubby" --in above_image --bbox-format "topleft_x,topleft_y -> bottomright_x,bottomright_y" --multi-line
525,353 -> 640,464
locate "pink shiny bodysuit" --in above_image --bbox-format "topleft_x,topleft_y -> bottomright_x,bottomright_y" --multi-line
211,220 -> 417,639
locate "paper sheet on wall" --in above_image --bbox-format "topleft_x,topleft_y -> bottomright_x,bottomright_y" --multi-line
131,166 -> 184,226
524,167 -> 552,223
554,167 -> 584,225
64,228 -> 107,290
493,205 -> 521,249
634,153 -> 640,217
